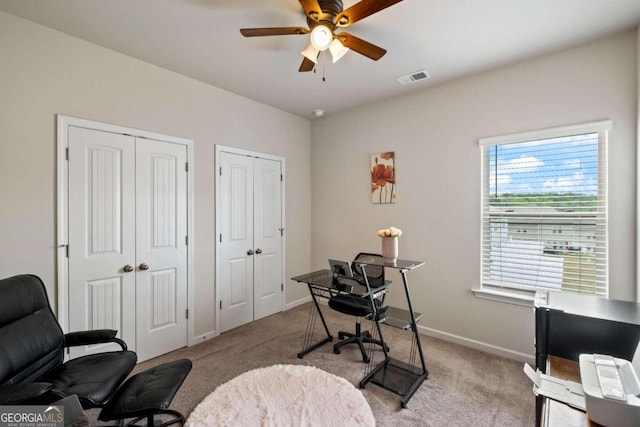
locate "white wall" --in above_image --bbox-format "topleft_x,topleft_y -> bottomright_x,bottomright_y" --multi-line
637,25 -> 640,303
0,11 -> 312,339
311,30 -> 638,359
0,9 -> 637,361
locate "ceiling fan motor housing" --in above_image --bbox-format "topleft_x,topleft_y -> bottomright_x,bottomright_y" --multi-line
307,0 -> 344,29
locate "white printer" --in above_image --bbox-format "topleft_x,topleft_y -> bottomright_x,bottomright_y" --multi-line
579,353 -> 640,427
524,344 -> 640,427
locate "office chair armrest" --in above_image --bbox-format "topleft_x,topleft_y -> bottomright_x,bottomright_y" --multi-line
64,329 -> 128,351
0,383 -> 54,405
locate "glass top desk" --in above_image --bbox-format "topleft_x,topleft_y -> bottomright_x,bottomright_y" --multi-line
291,269 -> 389,358
293,257 -> 428,408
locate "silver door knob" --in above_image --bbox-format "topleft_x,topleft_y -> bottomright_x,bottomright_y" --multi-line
247,249 -> 254,256
123,264 -> 134,273
139,263 -> 150,271
255,248 -> 262,254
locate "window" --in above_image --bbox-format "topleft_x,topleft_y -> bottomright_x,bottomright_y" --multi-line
479,121 -> 610,299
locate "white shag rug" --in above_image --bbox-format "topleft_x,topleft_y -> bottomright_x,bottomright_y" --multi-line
186,364 -> 375,427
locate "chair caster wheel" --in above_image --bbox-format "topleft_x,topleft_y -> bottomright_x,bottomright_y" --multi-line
334,348 -> 341,354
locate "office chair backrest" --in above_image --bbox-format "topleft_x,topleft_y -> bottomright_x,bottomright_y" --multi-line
352,252 -> 385,288
0,275 -> 64,386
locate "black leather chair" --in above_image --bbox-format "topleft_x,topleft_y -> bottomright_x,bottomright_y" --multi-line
328,253 -> 388,363
0,274 -> 137,408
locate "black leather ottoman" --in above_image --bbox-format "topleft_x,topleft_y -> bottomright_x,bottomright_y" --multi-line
99,359 -> 192,427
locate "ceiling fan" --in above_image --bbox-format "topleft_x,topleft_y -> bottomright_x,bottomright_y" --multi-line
240,0 -> 404,72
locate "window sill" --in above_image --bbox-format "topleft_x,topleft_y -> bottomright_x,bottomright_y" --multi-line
471,287 -> 537,307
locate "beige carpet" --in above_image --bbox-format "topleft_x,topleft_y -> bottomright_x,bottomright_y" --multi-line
84,302 -> 535,426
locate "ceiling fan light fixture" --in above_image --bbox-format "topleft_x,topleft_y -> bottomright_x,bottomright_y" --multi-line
309,25 -> 333,51
300,43 -> 319,64
328,39 -> 349,63
241,0 -> 405,72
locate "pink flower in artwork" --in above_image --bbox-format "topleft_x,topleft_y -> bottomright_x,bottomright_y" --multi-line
371,163 -> 395,188
371,152 -> 396,204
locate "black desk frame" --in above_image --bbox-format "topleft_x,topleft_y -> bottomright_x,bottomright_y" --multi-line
357,258 -> 428,408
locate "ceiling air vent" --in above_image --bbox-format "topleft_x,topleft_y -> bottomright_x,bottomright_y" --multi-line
395,70 -> 430,86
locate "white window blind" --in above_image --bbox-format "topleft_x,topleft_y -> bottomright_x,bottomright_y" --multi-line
479,121 -> 610,297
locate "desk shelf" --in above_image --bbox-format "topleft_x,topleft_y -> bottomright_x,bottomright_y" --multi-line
360,358 -> 427,407
380,306 -> 422,330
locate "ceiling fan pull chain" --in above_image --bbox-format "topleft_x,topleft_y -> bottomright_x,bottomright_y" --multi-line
321,52 -> 326,82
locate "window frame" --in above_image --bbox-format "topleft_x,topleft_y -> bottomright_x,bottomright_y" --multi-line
473,120 -> 611,306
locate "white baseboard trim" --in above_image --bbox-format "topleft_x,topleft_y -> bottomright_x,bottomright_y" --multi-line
191,330 -> 217,345
417,325 -> 535,365
285,295 -> 312,310
192,296 -> 312,346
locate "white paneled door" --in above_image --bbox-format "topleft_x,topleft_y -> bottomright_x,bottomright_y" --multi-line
252,158 -> 283,320
67,126 -> 188,362
219,151 -> 283,333
134,138 -> 188,361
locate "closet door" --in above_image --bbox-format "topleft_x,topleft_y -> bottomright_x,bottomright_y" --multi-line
253,158 -> 283,320
218,151 -> 283,332
67,127 -> 188,361
219,152 -> 254,332
68,127 -> 137,358
134,138 -> 188,362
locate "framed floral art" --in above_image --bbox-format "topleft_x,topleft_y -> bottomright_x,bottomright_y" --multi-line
371,152 -> 396,204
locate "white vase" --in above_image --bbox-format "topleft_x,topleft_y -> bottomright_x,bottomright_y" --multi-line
381,237 -> 398,264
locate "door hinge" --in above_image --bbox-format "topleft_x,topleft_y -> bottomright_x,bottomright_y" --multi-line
280,174 -> 283,182
185,235 -> 188,245
279,228 -> 284,236
185,162 -> 189,172
65,147 -> 69,160
185,309 -> 189,319
219,166 -> 222,176
219,234 -> 222,243
281,283 -> 284,292
219,300 -> 222,310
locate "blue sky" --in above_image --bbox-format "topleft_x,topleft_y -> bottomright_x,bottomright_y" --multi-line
488,133 -> 598,196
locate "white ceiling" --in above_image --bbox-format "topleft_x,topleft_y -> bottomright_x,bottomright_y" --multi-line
1,0 -> 640,119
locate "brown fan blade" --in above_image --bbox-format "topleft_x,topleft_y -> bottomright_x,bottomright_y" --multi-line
335,0 -> 403,28
240,27 -> 309,37
299,57 -> 315,72
336,33 -> 386,60
299,0 -> 322,21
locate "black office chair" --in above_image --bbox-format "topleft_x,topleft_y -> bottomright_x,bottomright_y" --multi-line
0,274 -> 138,408
328,252 -> 388,363
0,274 -> 193,426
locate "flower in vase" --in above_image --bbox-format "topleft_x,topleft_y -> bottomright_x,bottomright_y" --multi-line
377,227 -> 402,238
